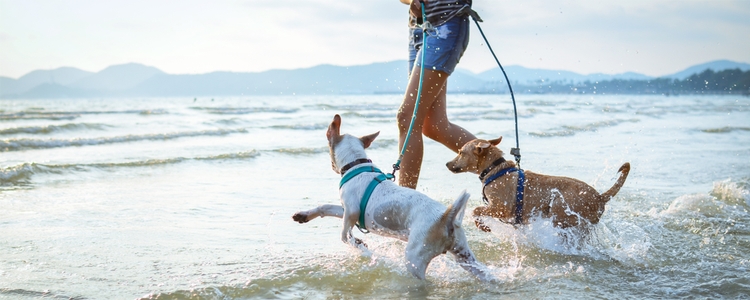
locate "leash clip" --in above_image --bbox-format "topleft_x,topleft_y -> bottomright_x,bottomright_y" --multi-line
389,164 -> 400,182
511,148 -> 521,167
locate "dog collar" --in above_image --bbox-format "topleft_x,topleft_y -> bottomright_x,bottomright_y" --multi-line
479,157 -> 507,181
339,158 -> 372,176
481,167 -> 525,225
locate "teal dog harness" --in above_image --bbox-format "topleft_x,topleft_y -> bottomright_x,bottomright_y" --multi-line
339,160 -> 394,233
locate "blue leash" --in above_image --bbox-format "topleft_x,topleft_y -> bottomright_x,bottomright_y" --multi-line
470,14 -> 522,168
354,3 -> 526,230
346,1 -> 428,233
390,0 -> 429,179
392,3 -> 523,177
471,9 -> 525,224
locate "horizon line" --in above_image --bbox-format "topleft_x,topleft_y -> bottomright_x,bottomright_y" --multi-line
3,58 -> 750,80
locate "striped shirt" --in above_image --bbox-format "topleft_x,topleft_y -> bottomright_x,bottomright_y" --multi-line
410,0 -> 472,28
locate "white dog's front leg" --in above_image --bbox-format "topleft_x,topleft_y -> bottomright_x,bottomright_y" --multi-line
292,204 -> 344,224
341,212 -> 369,249
341,213 -> 357,244
451,244 -> 496,282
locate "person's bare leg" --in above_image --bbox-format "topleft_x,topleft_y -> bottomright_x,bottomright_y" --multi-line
397,67 -> 447,189
423,82 -> 476,153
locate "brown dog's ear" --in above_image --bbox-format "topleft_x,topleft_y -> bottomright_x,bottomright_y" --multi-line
474,141 -> 491,154
326,114 -> 341,142
360,131 -> 380,149
488,136 -> 502,146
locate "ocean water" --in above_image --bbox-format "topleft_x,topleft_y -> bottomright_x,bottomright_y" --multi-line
1,94 -> 749,299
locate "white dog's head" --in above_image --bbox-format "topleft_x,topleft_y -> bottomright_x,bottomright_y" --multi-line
326,114 -> 379,174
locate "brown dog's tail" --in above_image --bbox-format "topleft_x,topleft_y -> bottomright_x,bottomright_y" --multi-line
599,162 -> 631,202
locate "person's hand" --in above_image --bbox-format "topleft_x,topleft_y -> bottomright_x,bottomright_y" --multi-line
409,0 -> 426,17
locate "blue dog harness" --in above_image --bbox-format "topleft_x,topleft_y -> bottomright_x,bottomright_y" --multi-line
480,158 -> 525,225
339,159 -> 393,233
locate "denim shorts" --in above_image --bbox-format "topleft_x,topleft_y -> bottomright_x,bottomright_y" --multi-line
408,16 -> 470,76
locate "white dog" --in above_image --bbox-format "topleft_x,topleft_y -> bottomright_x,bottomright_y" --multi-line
292,114 -> 492,281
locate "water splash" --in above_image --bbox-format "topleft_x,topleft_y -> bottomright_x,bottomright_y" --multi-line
661,179 -> 749,218
481,215 -> 651,265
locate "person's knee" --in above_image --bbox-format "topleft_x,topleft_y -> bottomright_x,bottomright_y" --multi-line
423,114 -> 454,139
396,108 -> 413,131
422,122 -> 442,140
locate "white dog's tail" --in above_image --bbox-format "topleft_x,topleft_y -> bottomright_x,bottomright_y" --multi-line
442,190 -> 470,229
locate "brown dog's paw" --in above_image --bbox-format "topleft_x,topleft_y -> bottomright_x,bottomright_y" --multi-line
292,212 -> 309,224
353,237 -> 368,248
475,219 -> 492,232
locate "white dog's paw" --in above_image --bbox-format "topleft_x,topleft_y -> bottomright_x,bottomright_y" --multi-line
292,212 -> 310,223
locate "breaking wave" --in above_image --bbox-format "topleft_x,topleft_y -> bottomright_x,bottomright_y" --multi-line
660,179 -> 750,218
268,123 -> 329,131
0,288 -> 80,300
0,151 -> 260,185
270,147 -> 328,155
311,103 -> 397,112
0,109 -> 167,121
0,123 -> 110,135
701,126 -> 750,134
0,128 -> 248,152
530,118 -> 640,137
340,111 -> 395,120
190,106 -> 299,115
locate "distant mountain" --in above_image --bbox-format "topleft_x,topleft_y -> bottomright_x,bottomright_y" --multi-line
20,83 -> 93,98
0,77 -> 14,94
663,60 -> 750,80
476,66 -> 652,86
132,61 -> 412,96
70,63 -> 163,91
1,59 -> 748,98
0,67 -> 92,95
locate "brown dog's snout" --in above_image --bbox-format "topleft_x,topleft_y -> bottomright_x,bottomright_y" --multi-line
446,161 -> 461,173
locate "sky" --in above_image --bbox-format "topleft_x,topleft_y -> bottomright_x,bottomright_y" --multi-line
1,0 -> 749,79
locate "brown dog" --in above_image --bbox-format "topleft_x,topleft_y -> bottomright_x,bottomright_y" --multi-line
446,136 -> 630,230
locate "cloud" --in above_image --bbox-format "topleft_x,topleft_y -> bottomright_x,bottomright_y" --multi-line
0,0 -> 748,78
461,0 -> 750,76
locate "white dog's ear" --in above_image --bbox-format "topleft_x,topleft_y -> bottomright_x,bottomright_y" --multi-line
360,131 -> 380,149
488,136 -> 502,146
326,114 -> 341,142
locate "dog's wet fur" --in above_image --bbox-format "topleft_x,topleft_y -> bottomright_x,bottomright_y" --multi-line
293,114 -> 493,281
446,136 -> 630,231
